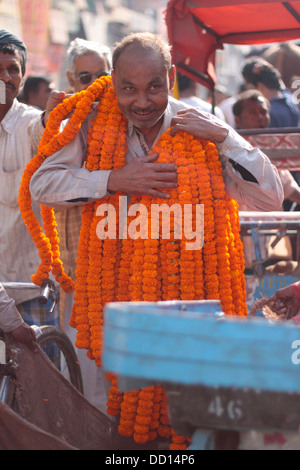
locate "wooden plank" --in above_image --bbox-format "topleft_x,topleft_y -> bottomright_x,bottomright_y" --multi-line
103,302 -> 300,393
104,347 -> 300,393
166,384 -> 300,436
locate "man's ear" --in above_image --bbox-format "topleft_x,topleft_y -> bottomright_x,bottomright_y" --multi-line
67,71 -> 75,88
111,69 -> 116,89
234,116 -> 241,129
169,65 -> 176,90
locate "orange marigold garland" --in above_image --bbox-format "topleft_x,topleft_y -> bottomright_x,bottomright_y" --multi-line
18,76 -> 111,292
19,75 -> 247,450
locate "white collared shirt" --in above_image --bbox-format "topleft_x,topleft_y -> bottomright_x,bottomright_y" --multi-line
30,96 -> 283,213
0,99 -> 44,304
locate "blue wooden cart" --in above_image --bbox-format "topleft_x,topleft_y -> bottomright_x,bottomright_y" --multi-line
103,300 -> 300,450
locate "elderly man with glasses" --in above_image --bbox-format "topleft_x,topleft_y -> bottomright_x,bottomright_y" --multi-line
66,37 -> 111,92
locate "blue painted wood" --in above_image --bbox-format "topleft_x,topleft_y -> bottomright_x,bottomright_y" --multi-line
188,429 -> 215,450
103,300 -> 300,394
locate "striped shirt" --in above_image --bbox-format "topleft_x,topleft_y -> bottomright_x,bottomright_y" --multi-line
0,99 -> 44,304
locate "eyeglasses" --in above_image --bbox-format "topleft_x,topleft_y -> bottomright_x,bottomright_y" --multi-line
75,70 -> 109,85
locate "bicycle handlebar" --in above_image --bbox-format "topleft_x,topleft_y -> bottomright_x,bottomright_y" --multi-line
2,280 -> 59,313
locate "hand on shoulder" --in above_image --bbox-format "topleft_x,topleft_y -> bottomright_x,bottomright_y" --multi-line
170,107 -> 229,144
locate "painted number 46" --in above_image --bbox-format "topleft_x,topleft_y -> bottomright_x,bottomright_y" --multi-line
208,396 -> 243,420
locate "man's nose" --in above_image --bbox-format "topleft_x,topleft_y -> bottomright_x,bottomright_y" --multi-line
0,69 -> 11,81
135,92 -> 150,108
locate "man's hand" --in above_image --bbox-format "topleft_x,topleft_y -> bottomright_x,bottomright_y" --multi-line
44,90 -> 73,125
10,323 -> 38,352
170,108 -> 229,144
107,153 -> 178,198
266,285 -> 300,320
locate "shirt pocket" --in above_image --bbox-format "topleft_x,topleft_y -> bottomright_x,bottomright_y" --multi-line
0,165 -> 22,208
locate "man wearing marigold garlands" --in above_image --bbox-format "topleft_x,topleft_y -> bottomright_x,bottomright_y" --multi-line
0,30 -> 65,338
28,32 -> 284,446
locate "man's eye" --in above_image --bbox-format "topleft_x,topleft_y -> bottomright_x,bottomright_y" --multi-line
9,67 -> 20,74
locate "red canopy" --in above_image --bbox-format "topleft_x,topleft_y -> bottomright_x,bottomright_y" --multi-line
165,0 -> 300,89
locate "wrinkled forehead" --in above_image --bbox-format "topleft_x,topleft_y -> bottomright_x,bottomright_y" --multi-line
0,49 -> 22,66
0,46 -> 25,74
114,45 -> 167,73
74,52 -> 108,73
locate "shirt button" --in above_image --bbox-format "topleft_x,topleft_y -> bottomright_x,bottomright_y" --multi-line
95,192 -> 100,197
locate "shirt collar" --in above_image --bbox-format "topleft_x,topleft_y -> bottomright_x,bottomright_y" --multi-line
127,99 -> 174,145
1,99 -> 22,134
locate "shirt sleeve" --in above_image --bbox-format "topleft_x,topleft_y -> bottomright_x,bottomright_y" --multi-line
26,111 -> 45,154
278,169 -> 300,199
0,284 -> 24,333
216,127 -> 284,211
30,125 -> 112,207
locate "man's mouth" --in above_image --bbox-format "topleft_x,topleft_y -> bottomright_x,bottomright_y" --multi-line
6,83 -> 15,91
133,109 -> 154,118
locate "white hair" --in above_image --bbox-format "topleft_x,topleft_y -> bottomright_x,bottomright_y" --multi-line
66,37 -> 112,74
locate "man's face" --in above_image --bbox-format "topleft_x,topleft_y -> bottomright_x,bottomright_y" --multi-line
235,98 -> 270,129
68,52 -> 109,92
111,46 -> 175,132
0,50 -> 23,106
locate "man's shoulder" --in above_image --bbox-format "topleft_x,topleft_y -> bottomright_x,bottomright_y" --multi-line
9,100 -> 42,123
168,95 -> 192,113
1,100 -> 42,133
17,101 -> 42,118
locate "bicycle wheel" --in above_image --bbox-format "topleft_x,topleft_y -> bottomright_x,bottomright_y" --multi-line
35,326 -> 83,395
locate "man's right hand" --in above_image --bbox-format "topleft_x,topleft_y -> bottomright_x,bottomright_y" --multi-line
107,153 -> 178,198
44,90 -> 73,125
10,323 -> 38,353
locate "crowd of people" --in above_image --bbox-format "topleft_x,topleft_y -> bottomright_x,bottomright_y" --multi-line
0,28 -> 299,419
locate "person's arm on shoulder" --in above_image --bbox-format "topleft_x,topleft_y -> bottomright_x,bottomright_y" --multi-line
30,130 -> 112,207
279,170 -> 300,205
217,126 -> 283,211
27,91 -> 71,153
0,284 -> 38,352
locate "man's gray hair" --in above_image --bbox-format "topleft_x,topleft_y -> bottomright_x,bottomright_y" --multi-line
66,37 -> 112,74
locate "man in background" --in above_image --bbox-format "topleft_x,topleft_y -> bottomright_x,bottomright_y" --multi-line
233,89 -> 300,208
242,58 -> 300,128
0,30 -> 62,330
19,75 -> 54,110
